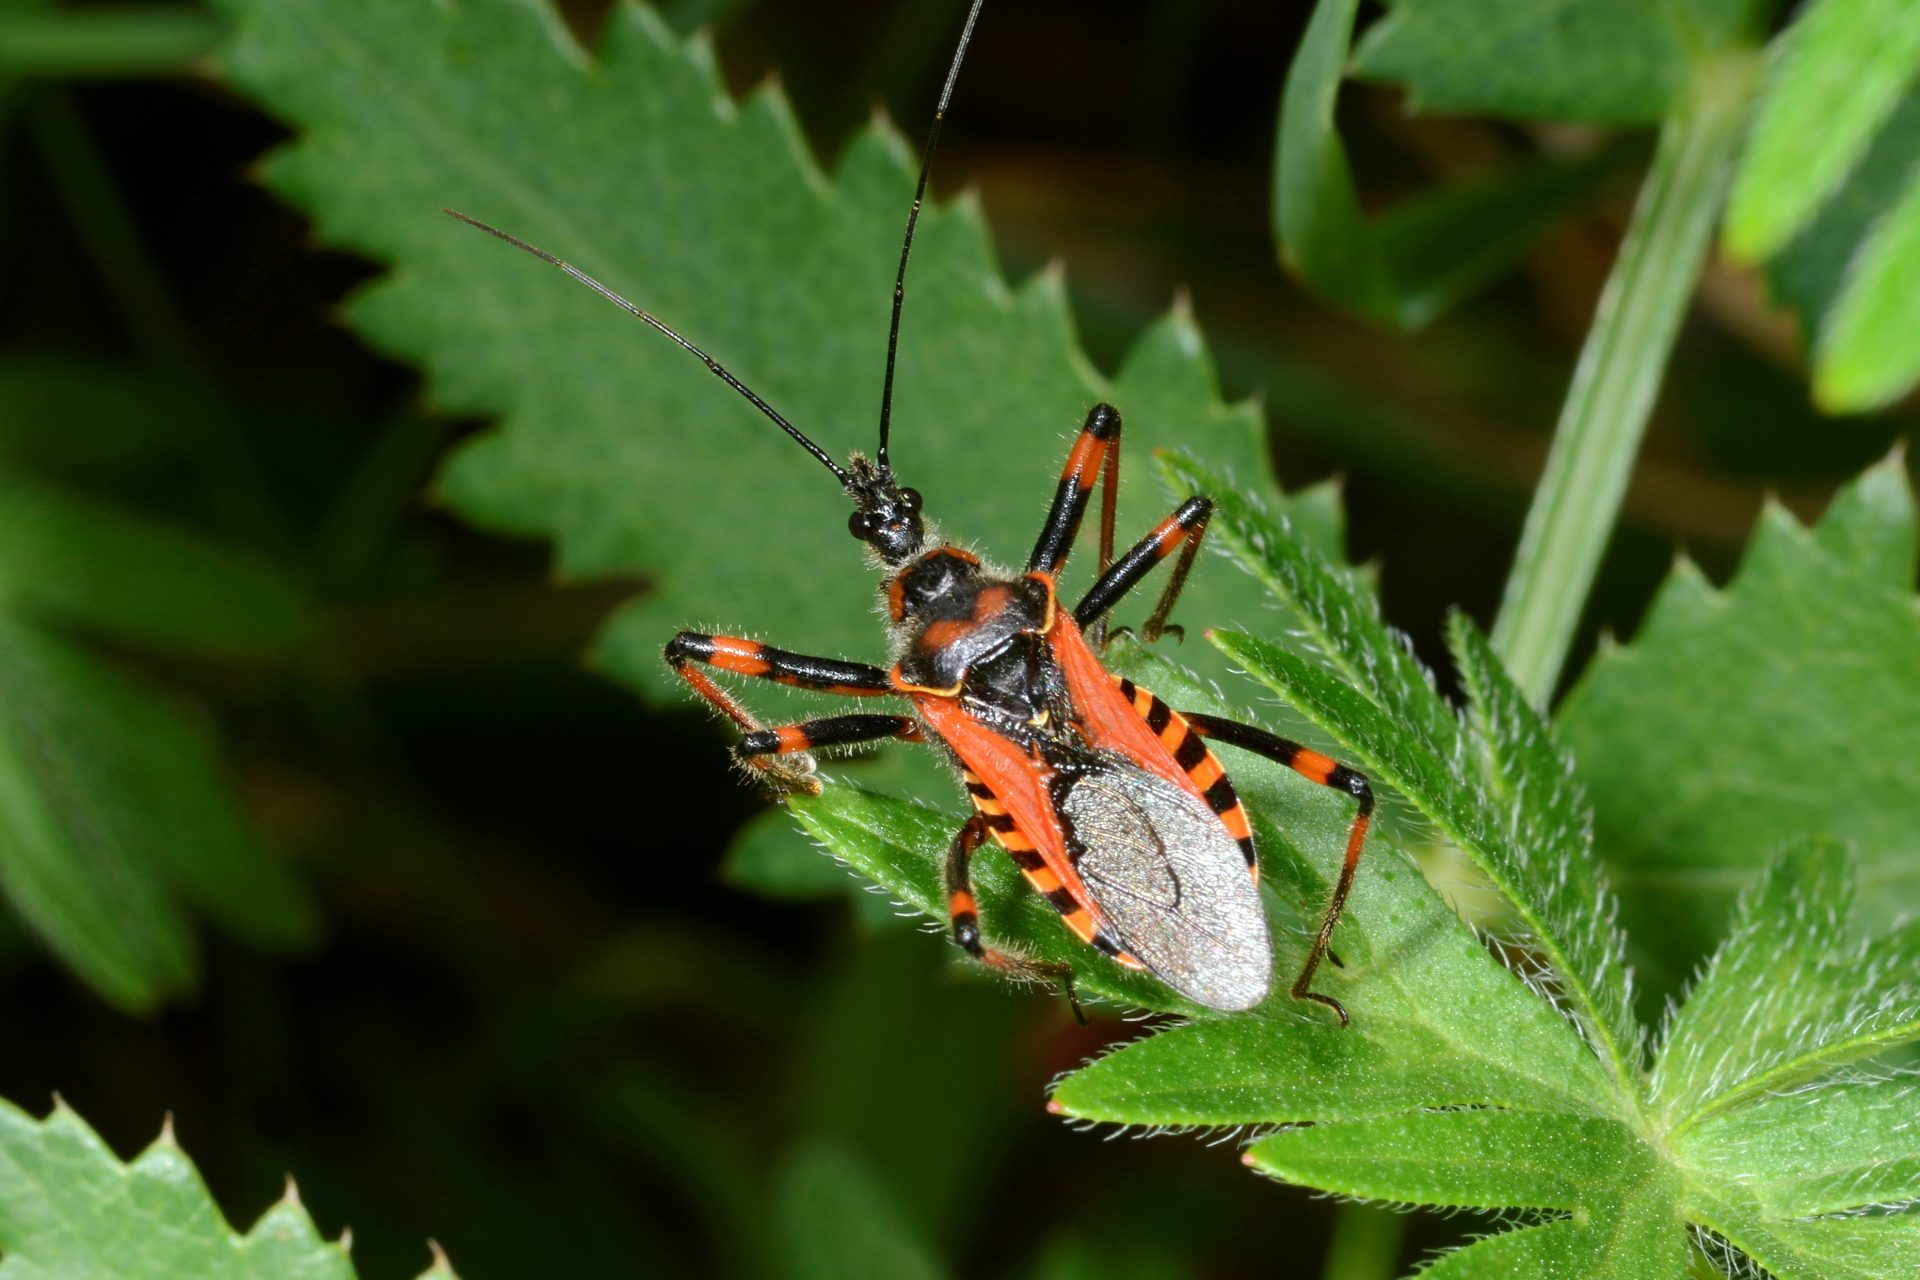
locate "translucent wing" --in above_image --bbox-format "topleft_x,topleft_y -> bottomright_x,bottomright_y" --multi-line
1058,763 -> 1271,1010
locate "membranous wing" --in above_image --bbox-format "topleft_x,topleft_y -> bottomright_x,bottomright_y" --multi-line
1054,761 -> 1271,1010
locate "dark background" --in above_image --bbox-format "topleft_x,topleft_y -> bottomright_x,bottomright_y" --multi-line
0,0 -> 1906,1275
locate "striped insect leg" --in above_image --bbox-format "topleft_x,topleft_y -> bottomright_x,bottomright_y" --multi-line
1028,402 -> 1122,579
737,714 -> 922,759
664,632 -> 894,794
1074,495 -> 1213,641
944,811 -> 1086,1022
1184,713 -> 1374,1027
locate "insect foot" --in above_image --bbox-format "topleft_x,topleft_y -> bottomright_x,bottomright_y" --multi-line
732,746 -> 823,798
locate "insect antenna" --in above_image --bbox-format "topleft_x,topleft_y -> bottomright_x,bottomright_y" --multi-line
874,0 -> 986,473
443,208 -> 852,487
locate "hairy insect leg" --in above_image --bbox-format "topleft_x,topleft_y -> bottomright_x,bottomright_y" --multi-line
1074,494 -> 1213,642
945,815 -> 1086,1023
664,632 -> 895,795
1183,713 -> 1374,1028
737,714 -> 921,772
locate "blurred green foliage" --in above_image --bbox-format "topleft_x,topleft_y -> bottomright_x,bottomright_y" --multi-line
0,1 -> 1915,1278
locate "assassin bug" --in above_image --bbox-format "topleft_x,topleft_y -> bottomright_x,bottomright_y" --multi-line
446,0 -> 1373,1020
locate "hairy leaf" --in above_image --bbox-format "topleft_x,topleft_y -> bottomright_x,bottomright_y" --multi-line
1161,450 -> 1639,1082
1659,842 -> 1920,1124
0,1097 -> 459,1279
1559,454 -> 1920,995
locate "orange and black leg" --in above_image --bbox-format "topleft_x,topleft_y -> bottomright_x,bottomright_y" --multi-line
1074,495 -> 1212,641
945,814 -> 1085,1022
664,632 -> 894,793
1028,402 -> 1122,581
737,714 -> 922,763
1183,713 -> 1373,1028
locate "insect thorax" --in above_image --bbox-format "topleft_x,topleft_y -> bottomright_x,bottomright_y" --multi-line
887,548 -> 1057,708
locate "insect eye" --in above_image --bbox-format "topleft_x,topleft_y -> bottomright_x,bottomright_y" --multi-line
899,487 -> 922,514
848,511 -> 875,539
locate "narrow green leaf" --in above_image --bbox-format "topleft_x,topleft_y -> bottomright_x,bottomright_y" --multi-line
0,620 -> 317,1012
1350,0 -> 1767,125
1276,0 -> 1622,329
1766,90 -> 1920,382
0,469 -> 313,659
0,1096 -> 459,1279
772,1142 -> 948,1280
1559,459 -> 1920,995
1248,1108 -> 1645,1211
1724,0 -> 1920,261
1816,163 -> 1920,411
1163,450 -> 1639,1085
1683,1080 -> 1920,1216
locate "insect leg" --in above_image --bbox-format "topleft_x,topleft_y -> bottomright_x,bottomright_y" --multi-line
1027,402 -> 1122,579
736,714 -> 922,761
664,632 -> 895,793
1182,713 -> 1373,1028
945,814 -> 1086,1023
1073,495 -> 1213,641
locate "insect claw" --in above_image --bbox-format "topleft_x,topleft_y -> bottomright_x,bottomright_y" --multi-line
737,750 -> 822,798
1143,623 -> 1185,644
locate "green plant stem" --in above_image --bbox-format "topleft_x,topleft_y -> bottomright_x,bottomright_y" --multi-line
1489,55 -> 1758,704
0,7 -> 221,78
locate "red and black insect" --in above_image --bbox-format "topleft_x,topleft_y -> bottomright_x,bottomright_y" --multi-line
447,0 -> 1373,1021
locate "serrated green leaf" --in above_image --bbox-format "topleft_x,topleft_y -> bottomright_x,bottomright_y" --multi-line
772,1141 -> 947,1280
1683,1080 -> 1920,1216
0,1097 -> 460,1280
1658,843 -> 1920,1130
1350,0 -> 1768,126
1249,1108 -> 1645,1211
1693,1191 -> 1920,1280
1559,455 -> 1920,995
1414,1193 -> 1687,1280
215,0 -> 1280,711
1161,450 -> 1639,1085
1814,445 -> 1919,585
0,469 -> 312,659
1724,0 -> 1920,262
1276,0 -> 1623,329
0,619 -> 317,1012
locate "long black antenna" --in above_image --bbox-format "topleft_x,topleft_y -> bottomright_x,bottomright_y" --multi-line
444,208 -> 852,487
875,0 -> 986,472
